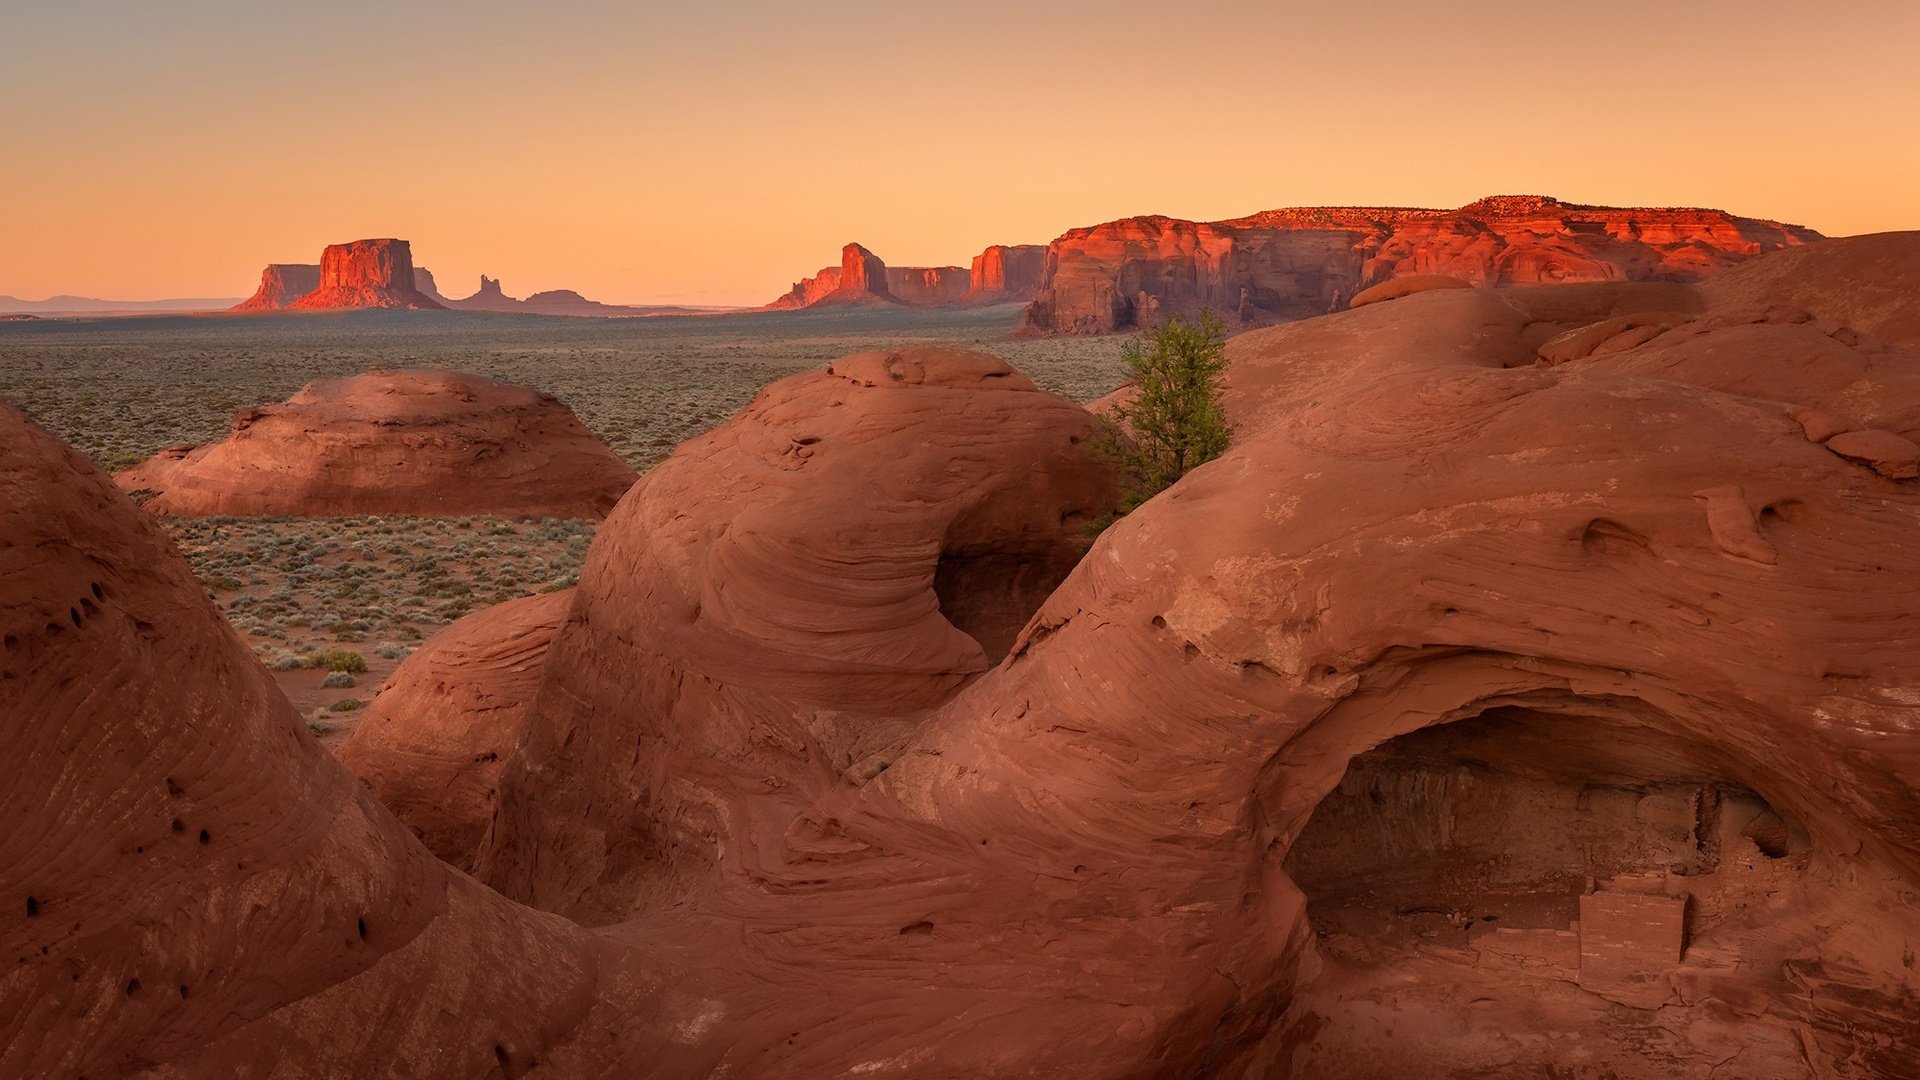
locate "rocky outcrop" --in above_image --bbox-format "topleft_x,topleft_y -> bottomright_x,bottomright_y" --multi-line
286,239 -> 444,310
446,274 -> 521,312
885,265 -> 970,304
770,242 -> 1044,308
231,263 -> 320,311
113,370 -> 635,517
479,347 -> 1120,918
1022,194 -> 1822,333
13,248 -> 1920,1077
1701,231 -> 1920,349
968,243 -> 1047,301
335,590 -> 572,871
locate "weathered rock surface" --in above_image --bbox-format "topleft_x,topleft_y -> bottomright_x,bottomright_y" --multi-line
1701,231 -> 1920,349
114,370 -> 635,517
286,239 -> 444,311
335,590 -> 572,871
1023,194 -> 1820,333
479,347 -> 1119,919
11,255 -> 1920,1077
231,263 -> 320,311
1349,273 -> 1474,308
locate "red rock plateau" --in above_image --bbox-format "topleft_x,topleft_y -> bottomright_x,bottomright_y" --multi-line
8,234 -> 1920,1077
1021,193 -> 1822,333
282,238 -> 443,311
113,370 -> 636,518
769,242 -> 1047,308
231,263 -> 322,311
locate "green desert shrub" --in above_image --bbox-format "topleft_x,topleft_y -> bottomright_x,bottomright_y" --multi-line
327,698 -> 363,713
306,648 -> 367,674
319,670 -> 358,689
1097,310 -> 1233,520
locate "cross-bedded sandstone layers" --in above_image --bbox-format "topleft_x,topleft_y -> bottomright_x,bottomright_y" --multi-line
477,347 -> 1120,921
1021,194 -> 1820,333
114,370 -> 636,518
231,263 -> 321,311
286,238 -> 444,310
335,589 -> 573,872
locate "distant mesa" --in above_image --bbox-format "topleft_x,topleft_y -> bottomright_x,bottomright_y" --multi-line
1017,194 -> 1823,334
233,263 -> 322,311
286,238 -> 444,310
115,369 -> 637,518
768,241 -> 1048,309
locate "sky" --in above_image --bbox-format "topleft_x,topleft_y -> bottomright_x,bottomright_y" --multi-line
3,0 -> 1916,305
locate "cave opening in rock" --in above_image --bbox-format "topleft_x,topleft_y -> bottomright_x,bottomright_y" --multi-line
932,548 -> 1079,664
1284,705 -> 1811,963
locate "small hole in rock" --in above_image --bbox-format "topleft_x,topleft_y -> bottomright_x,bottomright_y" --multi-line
170,819 -> 184,833
357,917 -> 368,941
125,978 -> 141,997
26,896 -> 39,917
198,829 -> 210,845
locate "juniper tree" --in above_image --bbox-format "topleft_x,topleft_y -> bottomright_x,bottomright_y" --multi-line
1104,309 -> 1232,511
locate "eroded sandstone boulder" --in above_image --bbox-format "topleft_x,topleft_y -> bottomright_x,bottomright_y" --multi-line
114,370 -> 636,517
335,590 -> 573,871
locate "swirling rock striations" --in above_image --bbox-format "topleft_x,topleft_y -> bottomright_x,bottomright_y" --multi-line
114,369 -> 636,518
477,347 -> 1120,920
286,238 -> 444,311
1021,193 -> 1821,333
1700,230 -> 1920,349
10,233 -> 1920,1077
336,589 -> 573,872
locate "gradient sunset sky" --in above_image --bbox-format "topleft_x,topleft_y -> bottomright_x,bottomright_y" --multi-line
5,0 -> 1916,305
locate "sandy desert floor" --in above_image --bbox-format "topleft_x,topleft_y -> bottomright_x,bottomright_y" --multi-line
0,305 -> 1128,742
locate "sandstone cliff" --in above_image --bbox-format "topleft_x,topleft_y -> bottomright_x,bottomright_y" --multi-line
231,263 -> 320,311
968,243 -> 1047,301
770,242 -> 1041,309
1021,194 -> 1822,333
286,238 -> 444,311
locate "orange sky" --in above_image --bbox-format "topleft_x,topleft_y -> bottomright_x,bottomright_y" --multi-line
4,0 -> 1916,305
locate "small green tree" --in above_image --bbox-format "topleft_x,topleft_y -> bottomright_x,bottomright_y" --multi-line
1102,309 -> 1232,513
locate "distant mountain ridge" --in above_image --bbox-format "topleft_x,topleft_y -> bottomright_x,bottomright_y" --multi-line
0,295 -> 242,315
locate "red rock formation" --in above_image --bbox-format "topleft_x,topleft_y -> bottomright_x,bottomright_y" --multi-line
1701,231 -> 1920,349
14,244 -> 1920,1077
478,346 -> 1119,919
113,370 -> 635,518
1349,273 -> 1474,308
1023,195 -> 1822,333
445,274 -> 522,312
968,243 -> 1047,301
335,590 -> 571,871
771,243 -> 1024,308
231,263 -> 320,311
884,264 -> 970,304
286,239 -> 444,311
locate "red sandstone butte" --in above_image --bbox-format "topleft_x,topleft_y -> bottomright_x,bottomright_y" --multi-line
113,369 -> 635,517
9,232 -> 1920,1078
231,263 -> 321,311
285,238 -> 444,310
1020,193 -> 1821,333
769,242 -> 1045,309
